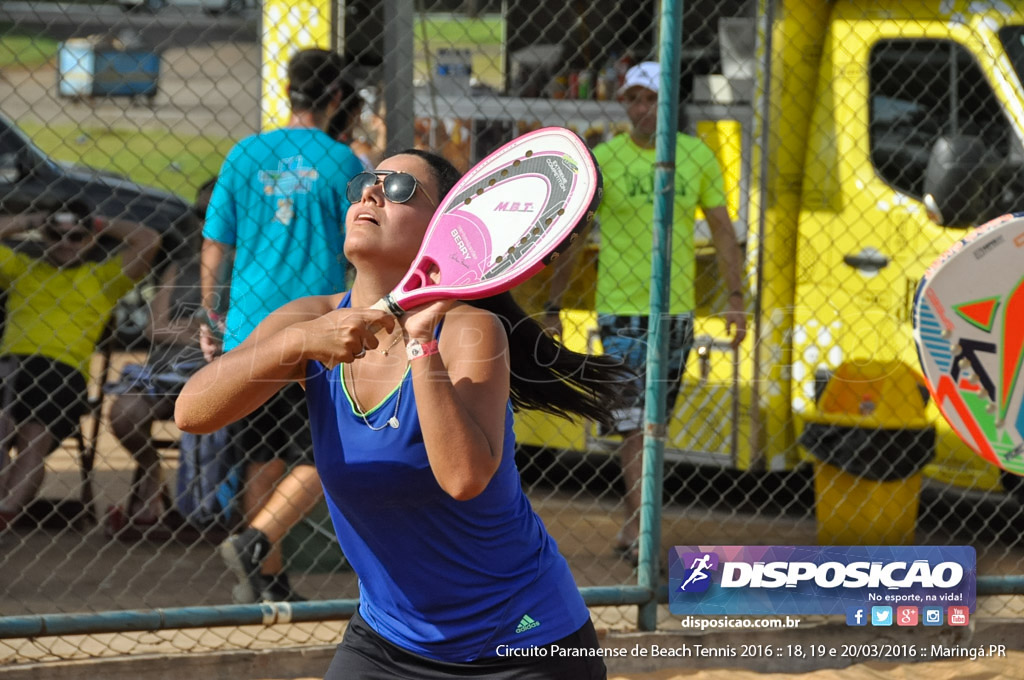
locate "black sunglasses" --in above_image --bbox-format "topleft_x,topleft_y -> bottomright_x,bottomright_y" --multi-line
43,223 -> 91,243
346,170 -> 436,207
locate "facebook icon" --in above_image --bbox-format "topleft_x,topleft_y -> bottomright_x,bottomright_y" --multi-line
846,606 -> 867,626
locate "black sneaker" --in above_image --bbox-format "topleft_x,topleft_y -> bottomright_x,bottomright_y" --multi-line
258,573 -> 307,602
220,528 -> 271,604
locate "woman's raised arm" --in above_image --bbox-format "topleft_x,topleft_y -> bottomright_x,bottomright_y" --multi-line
404,302 -> 510,501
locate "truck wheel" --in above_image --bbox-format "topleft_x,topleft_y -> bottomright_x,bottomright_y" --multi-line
1000,470 -> 1024,506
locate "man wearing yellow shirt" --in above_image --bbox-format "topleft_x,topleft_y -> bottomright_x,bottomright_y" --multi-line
0,200 -> 160,527
546,61 -> 746,563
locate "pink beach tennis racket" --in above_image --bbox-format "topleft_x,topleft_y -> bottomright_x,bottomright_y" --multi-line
913,212 -> 1024,476
372,127 -> 601,316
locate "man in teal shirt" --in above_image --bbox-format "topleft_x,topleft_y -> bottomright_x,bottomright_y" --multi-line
546,61 -> 746,564
202,48 -> 364,602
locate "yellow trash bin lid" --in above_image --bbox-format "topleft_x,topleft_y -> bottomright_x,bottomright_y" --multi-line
799,360 -> 934,481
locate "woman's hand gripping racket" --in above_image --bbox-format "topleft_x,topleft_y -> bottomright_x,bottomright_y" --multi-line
371,127 -> 602,316
913,212 -> 1024,477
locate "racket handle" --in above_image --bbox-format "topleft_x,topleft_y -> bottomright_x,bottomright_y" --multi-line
371,295 -> 405,317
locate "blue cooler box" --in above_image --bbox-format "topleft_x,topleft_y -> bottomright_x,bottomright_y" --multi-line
58,39 -> 159,99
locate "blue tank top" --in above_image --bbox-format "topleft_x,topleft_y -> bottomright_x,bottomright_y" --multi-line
304,293 -> 589,662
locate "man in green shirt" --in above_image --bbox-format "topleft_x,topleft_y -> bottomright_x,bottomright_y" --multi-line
545,61 -> 746,563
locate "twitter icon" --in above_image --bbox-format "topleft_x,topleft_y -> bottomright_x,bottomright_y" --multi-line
871,606 -> 893,626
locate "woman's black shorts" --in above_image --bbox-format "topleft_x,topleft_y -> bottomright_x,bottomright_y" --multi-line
324,609 -> 608,680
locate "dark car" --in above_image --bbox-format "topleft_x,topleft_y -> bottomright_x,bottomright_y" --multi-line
120,0 -> 255,14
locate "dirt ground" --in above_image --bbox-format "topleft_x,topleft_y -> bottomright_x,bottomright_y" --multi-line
2,385 -> 1022,679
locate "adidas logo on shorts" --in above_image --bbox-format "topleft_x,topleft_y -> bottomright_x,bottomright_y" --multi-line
515,614 -> 540,633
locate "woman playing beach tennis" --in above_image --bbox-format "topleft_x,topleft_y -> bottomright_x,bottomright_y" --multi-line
175,149 -> 632,679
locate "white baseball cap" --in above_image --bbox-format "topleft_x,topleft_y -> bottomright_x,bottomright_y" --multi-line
617,61 -> 660,97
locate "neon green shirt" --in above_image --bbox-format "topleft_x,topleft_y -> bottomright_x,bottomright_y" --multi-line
593,132 -> 726,315
0,245 -> 135,377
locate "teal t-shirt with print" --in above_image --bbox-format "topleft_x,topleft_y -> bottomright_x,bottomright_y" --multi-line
204,127 -> 363,350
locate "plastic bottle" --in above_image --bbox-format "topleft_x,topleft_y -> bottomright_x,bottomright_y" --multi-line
598,61 -> 617,100
578,69 -> 594,99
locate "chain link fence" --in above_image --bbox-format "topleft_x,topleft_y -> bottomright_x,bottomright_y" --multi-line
1,0 -> 1023,669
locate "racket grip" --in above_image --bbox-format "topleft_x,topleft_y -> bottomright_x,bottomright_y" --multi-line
371,295 -> 405,317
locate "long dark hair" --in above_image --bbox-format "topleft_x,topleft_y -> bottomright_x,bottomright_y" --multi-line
399,148 -> 636,429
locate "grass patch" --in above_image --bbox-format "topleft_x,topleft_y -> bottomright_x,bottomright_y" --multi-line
16,120 -> 233,199
414,14 -> 505,88
0,29 -> 60,69
415,14 -> 504,47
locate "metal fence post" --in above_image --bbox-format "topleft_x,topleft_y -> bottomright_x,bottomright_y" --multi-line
383,0 -> 415,153
638,0 -> 684,632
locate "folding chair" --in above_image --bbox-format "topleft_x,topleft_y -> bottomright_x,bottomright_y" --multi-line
77,319 -> 116,524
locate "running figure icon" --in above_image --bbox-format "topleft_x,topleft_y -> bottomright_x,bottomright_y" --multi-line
681,553 -> 714,591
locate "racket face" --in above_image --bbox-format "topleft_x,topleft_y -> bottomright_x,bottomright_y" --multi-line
385,127 -> 600,311
913,212 -> 1024,476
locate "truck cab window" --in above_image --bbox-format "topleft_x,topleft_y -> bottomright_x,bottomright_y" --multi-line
868,39 -> 1016,199
999,26 -> 1024,86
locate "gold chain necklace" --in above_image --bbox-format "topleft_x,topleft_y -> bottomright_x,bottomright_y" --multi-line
374,331 -> 403,356
346,361 -> 403,430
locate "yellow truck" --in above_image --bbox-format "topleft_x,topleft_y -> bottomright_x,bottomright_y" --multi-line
515,0 -> 1024,498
